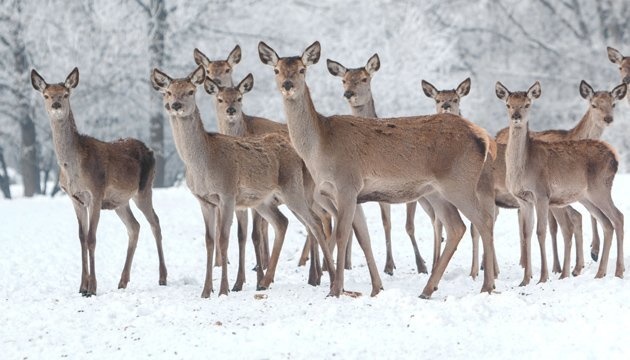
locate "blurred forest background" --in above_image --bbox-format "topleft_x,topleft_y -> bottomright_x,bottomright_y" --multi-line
1,0 -> 629,198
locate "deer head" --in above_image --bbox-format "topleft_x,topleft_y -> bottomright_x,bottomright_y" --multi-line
608,47 -> 630,87
151,65 -> 206,117
31,67 -> 79,121
579,80 -> 627,126
204,73 -> 254,124
193,45 -> 241,87
258,41 -> 320,100
326,54 -> 380,107
421,78 -> 471,115
495,81 -> 541,128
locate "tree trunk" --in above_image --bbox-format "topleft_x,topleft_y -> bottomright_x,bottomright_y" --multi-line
0,147 -> 11,199
147,0 -> 168,187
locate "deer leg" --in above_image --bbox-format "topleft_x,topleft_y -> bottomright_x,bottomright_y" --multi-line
590,216 -> 601,262
550,207 -> 573,279
250,211 -> 265,287
72,200 -> 89,294
199,201 -> 216,298
379,202 -> 395,275
548,209 -> 562,274
344,229 -> 353,270
406,201 -> 426,274
298,237 -> 311,267
518,203 -> 535,286
307,233 -> 322,286
567,207 -> 584,276
114,204 -> 140,289
85,199 -> 102,296
260,217 -> 270,270
470,224 -> 480,279
256,205 -> 288,290
351,204 -> 383,297
420,196 -> 467,298
585,195 -> 624,278
534,200 -> 550,284
216,199 -> 235,296
133,193 -> 167,285
232,209 -> 248,292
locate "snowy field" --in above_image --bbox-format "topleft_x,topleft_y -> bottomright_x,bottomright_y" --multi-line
2,176 -> 630,359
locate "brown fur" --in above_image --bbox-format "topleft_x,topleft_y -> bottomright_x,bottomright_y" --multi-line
260,41 -> 497,299
31,68 -> 167,296
151,66 -> 335,298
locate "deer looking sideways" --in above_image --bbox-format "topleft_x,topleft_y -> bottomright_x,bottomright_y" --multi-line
608,46 -> 630,105
259,41 -> 498,299
151,65 -> 336,297
496,81 -> 624,286
31,68 -> 167,296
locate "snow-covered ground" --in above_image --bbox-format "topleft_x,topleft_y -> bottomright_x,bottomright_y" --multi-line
2,176 -> 630,359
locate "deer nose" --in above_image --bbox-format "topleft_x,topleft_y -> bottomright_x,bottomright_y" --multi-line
226,107 -> 236,115
623,76 -> 630,84
604,115 -> 613,124
512,112 -> 521,120
52,102 -> 61,109
442,103 -> 451,110
171,102 -> 182,111
344,90 -> 355,99
282,81 -> 293,91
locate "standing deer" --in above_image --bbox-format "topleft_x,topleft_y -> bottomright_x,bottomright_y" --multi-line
203,72 -> 331,288
259,41 -> 497,298
151,65 -> 335,297
326,54 -> 427,275
496,81 -> 624,286
607,46 -> 630,104
496,80 -> 627,278
31,68 -> 167,296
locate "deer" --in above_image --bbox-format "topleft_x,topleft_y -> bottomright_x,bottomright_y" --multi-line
202,71 -> 333,288
30,68 -> 167,296
259,41 -> 498,299
608,46 -> 630,105
326,54 -> 427,276
496,80 -> 624,286
496,80 -> 627,278
151,65 -> 336,297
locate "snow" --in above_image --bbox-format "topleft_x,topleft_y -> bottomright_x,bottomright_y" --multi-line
2,176 -> 630,359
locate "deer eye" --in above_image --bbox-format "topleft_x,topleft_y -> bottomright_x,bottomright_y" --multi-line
63,94 -> 69,98
361,78 -> 367,83
237,97 -> 242,102
218,98 -> 223,103
225,68 -> 230,73
453,99 -> 458,103
591,104 -> 596,108
342,80 -> 346,84
299,68 -> 306,74
44,95 -> 49,99
506,104 -> 511,109
612,103 -> 616,108
274,69 -> 279,75
166,91 -> 172,96
188,90 -> 194,96
524,104 -> 529,108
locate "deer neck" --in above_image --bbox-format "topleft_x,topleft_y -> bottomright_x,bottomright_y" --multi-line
168,106 -> 213,167
216,109 -> 247,137
505,122 -> 531,192
49,110 -> 81,167
351,96 -> 377,118
281,85 -> 324,159
569,109 -> 605,140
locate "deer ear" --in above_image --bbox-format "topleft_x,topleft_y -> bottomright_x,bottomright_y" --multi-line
151,68 -> 172,92
193,48 -> 210,67
579,80 -> 594,100
326,59 -> 346,77
302,41 -> 321,66
203,77 -> 220,96
607,46 -> 624,65
31,69 -> 47,93
611,83 -> 627,102
258,41 -> 279,66
65,67 -> 79,89
227,45 -> 241,66
189,65 -> 206,86
237,73 -> 254,95
495,81 -> 510,102
365,53 -> 380,74
527,81 -> 541,100
421,80 -> 438,99
456,78 -> 471,97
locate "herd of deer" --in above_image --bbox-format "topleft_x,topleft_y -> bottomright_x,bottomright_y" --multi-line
29,42 -> 630,300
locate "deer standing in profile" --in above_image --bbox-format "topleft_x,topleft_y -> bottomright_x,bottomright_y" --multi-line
259,41 -> 497,299
326,54 -> 427,275
496,81 -> 624,286
31,68 -> 167,296
496,80 -> 627,278
151,65 -> 335,297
